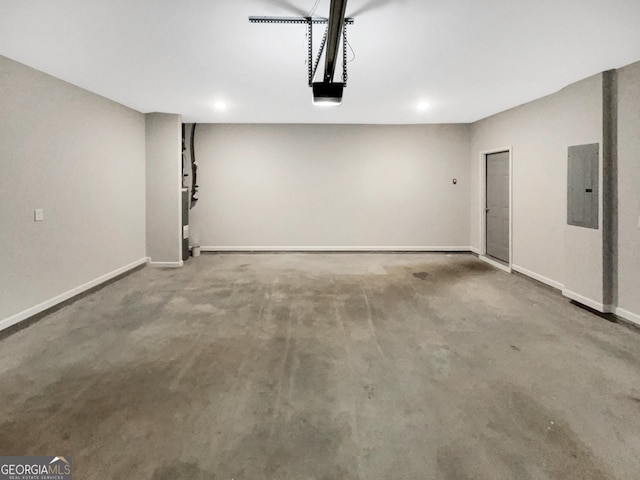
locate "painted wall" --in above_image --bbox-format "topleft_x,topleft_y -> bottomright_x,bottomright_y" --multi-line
617,61 -> 640,322
469,74 -> 604,298
189,124 -> 471,250
145,113 -> 182,264
0,55 -> 146,324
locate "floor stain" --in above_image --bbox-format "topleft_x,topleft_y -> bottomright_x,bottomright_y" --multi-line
482,386 -> 614,480
585,334 -> 640,369
437,445 -> 478,480
363,384 -> 375,399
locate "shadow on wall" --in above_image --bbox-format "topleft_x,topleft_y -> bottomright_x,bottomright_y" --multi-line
259,0 -> 407,21
263,0 -> 308,16
349,0 -> 407,17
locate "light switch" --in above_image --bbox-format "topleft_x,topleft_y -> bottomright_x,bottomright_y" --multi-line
637,215 -> 640,228
34,209 -> 44,222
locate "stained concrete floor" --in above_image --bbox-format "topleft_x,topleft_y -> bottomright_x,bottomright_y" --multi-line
1,253 -> 640,479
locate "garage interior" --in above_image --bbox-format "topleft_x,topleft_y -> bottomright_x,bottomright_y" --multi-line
1,1 -> 640,479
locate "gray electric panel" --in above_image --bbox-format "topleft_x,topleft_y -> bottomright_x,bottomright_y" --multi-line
567,143 -> 599,229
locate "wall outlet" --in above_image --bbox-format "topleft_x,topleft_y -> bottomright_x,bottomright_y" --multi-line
34,208 -> 44,222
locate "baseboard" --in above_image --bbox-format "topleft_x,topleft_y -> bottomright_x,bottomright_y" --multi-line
479,255 -> 511,273
148,260 -> 184,268
615,307 -> 640,327
470,247 -> 481,255
201,246 -> 473,253
0,257 -> 148,333
512,265 -> 564,291
562,289 -> 612,313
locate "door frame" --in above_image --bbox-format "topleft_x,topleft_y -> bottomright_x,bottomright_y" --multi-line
479,147 -> 513,273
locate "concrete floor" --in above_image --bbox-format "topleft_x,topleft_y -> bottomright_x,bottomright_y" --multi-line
1,253 -> 639,479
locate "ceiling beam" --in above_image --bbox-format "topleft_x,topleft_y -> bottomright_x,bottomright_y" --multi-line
323,0 -> 348,83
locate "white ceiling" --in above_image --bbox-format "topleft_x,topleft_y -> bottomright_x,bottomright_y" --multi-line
1,0 -> 640,124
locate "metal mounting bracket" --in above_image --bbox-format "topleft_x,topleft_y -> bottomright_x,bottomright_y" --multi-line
249,16 -> 353,86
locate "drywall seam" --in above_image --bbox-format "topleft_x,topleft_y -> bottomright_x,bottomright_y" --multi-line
512,264 -> 564,290
201,246 -> 473,252
148,261 -> 184,268
615,307 -> 640,327
562,288 -> 612,313
0,258 -> 148,333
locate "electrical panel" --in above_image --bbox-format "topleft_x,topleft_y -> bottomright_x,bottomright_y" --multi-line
567,143 -> 599,229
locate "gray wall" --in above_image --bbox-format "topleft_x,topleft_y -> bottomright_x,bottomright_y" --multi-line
189,124 -> 471,250
3,52 -> 638,325
145,113 -> 182,264
469,74 -> 604,305
0,55 -> 146,324
617,61 -> 640,321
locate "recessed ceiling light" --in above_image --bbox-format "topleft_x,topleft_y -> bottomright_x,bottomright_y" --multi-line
213,101 -> 227,110
417,101 -> 430,111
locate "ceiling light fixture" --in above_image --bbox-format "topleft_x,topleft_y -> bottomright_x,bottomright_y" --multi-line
213,101 -> 227,110
417,101 -> 430,111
